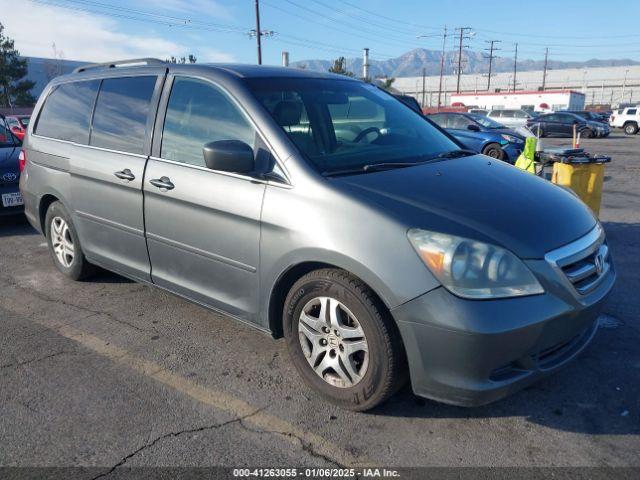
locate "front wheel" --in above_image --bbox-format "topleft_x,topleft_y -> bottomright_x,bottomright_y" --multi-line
283,269 -> 406,411
581,128 -> 594,139
482,143 -> 504,160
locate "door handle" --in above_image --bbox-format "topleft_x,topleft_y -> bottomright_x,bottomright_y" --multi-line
149,176 -> 175,191
114,169 -> 135,181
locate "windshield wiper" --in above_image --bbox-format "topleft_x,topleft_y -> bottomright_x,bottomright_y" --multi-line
321,150 -> 477,177
435,149 -> 477,159
322,162 -> 421,177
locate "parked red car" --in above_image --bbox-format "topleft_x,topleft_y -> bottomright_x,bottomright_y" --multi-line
5,115 -> 30,141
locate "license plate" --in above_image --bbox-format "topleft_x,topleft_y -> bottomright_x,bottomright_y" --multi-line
2,192 -> 24,207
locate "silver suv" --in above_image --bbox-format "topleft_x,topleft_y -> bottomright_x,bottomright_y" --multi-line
20,59 -> 615,410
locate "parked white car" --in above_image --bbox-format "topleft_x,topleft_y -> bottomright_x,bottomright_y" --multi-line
487,109 -> 537,128
609,106 -> 639,134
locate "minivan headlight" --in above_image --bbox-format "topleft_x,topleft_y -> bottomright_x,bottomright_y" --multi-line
407,229 -> 544,299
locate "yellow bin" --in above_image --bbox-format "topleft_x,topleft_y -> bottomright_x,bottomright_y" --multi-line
551,162 -> 606,217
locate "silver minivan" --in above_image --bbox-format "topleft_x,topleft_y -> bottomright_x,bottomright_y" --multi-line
20,60 -> 615,411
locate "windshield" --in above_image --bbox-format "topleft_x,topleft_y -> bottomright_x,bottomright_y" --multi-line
246,78 -> 459,174
468,114 -> 504,129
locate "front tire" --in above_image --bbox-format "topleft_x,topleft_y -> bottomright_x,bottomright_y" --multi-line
45,201 -> 96,280
482,143 -> 504,160
581,128 -> 594,139
283,269 -> 406,411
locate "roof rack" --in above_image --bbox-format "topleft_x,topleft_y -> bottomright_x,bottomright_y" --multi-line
73,58 -> 165,74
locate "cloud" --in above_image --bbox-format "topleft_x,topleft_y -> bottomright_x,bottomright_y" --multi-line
4,1 -> 235,63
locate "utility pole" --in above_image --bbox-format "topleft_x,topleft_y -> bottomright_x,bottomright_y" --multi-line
513,43 -> 518,92
249,0 -> 274,65
422,68 -> 427,107
437,25 -> 447,109
621,69 -> 629,104
541,48 -> 549,91
455,27 -> 473,93
254,0 -> 262,65
483,40 -> 501,91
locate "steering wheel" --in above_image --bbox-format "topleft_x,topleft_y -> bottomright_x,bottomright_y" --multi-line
353,127 -> 381,143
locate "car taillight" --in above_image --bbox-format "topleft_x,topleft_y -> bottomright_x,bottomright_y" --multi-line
18,149 -> 26,172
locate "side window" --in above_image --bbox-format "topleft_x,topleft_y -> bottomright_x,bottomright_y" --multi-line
34,80 -> 100,143
90,76 -> 157,155
449,115 -> 472,129
627,108 -> 637,115
501,110 -> 515,118
428,114 -> 447,128
513,110 -> 527,118
545,114 -> 558,122
161,77 -> 256,167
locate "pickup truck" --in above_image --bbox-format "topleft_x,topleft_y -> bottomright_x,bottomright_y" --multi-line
609,106 -> 640,134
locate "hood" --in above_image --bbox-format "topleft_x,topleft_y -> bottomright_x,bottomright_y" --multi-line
0,145 -> 20,184
335,155 -> 596,259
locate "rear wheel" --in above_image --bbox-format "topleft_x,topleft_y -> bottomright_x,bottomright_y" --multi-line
482,143 -> 504,160
624,122 -> 638,135
45,201 -> 96,280
283,269 -> 406,411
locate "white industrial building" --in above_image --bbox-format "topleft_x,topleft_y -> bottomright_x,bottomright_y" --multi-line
449,90 -> 585,112
393,64 -> 640,108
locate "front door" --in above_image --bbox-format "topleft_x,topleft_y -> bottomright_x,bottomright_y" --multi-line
144,75 -> 265,321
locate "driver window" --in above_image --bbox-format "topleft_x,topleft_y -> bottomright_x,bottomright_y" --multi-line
449,115 -> 472,129
161,77 -> 257,167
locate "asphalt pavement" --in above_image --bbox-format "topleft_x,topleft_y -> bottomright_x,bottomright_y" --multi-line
0,131 -> 638,474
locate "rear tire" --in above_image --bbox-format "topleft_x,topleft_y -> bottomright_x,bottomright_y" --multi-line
482,143 -> 504,160
283,268 -> 406,411
44,201 -> 96,280
624,123 -> 638,135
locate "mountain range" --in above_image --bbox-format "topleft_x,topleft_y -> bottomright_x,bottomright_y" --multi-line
291,48 -> 640,78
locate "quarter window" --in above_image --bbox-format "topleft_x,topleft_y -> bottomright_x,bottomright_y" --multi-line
35,80 -> 100,143
161,77 -> 256,167
90,76 -> 157,155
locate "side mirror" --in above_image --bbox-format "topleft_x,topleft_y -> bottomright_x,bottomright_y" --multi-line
203,140 -> 254,174
467,124 -> 480,132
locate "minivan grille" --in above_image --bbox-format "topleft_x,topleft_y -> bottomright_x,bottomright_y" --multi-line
545,225 -> 610,296
560,243 -> 609,295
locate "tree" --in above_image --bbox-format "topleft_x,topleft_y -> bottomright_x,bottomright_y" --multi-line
328,57 -> 353,77
0,23 -> 35,107
166,54 -> 197,64
380,77 -> 396,91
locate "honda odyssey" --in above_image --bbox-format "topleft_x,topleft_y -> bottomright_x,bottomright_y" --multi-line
20,60 -> 615,411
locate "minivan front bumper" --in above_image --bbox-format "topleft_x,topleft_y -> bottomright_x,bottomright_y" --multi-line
392,231 -> 615,407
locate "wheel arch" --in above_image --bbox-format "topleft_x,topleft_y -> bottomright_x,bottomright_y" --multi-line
38,193 -> 61,235
267,260 -> 394,339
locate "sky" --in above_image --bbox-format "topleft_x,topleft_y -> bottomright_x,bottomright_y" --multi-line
4,0 -> 640,66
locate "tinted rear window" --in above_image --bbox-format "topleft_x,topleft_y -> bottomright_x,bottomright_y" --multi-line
90,76 -> 157,155
35,80 -> 100,143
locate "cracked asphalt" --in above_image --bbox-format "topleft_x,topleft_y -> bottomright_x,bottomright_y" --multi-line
0,132 -> 639,472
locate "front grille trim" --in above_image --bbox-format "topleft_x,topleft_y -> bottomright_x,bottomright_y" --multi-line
545,224 -> 609,297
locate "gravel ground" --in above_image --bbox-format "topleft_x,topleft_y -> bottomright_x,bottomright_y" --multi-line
0,130 -> 638,474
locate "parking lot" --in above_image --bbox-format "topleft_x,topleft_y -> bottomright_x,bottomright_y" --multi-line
0,131 -> 639,472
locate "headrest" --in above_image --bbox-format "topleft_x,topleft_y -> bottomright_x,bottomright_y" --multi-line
273,101 -> 303,127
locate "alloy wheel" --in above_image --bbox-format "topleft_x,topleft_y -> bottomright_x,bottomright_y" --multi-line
51,216 -> 75,267
298,296 -> 369,388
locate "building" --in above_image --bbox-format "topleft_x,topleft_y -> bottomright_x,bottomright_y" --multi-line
449,90 -> 585,112
394,64 -> 640,109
